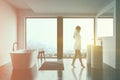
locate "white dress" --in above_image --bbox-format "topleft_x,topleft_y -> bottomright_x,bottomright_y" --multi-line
73,31 -> 81,50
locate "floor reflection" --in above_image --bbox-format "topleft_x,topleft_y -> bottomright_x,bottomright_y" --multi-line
72,68 -> 85,80
91,68 -> 103,80
72,68 -> 77,80
11,65 -> 38,80
79,68 -> 84,80
1,59 -> 120,80
86,64 -> 91,80
57,70 -> 63,80
86,64 -> 103,80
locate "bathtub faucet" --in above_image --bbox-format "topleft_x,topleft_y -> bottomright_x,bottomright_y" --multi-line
12,42 -> 18,51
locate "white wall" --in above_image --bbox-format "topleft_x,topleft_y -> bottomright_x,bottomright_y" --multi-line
0,0 -> 17,66
102,37 -> 116,68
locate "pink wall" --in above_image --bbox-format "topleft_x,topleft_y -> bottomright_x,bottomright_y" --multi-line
0,0 -> 17,66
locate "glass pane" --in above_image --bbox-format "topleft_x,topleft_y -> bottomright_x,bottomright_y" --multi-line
26,18 -> 57,57
63,18 -> 94,58
97,18 -> 113,37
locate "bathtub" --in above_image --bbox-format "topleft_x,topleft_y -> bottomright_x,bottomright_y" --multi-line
10,49 -> 37,69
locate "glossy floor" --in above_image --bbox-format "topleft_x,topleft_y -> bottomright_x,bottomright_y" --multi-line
0,59 -> 120,80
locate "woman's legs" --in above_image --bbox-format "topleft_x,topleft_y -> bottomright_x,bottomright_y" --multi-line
72,50 -> 78,67
77,50 -> 85,68
72,50 -> 85,68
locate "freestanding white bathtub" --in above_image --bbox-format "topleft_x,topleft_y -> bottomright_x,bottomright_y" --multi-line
10,49 -> 37,69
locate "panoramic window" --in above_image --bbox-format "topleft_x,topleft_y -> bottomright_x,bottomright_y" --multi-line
26,18 -> 57,57
26,18 -> 95,58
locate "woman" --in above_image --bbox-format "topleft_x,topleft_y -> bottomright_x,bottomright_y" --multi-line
71,25 -> 85,68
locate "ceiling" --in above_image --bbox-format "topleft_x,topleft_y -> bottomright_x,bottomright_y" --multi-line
5,0 -> 114,16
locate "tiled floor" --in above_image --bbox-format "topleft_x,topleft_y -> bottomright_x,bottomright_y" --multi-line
0,59 -> 120,80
